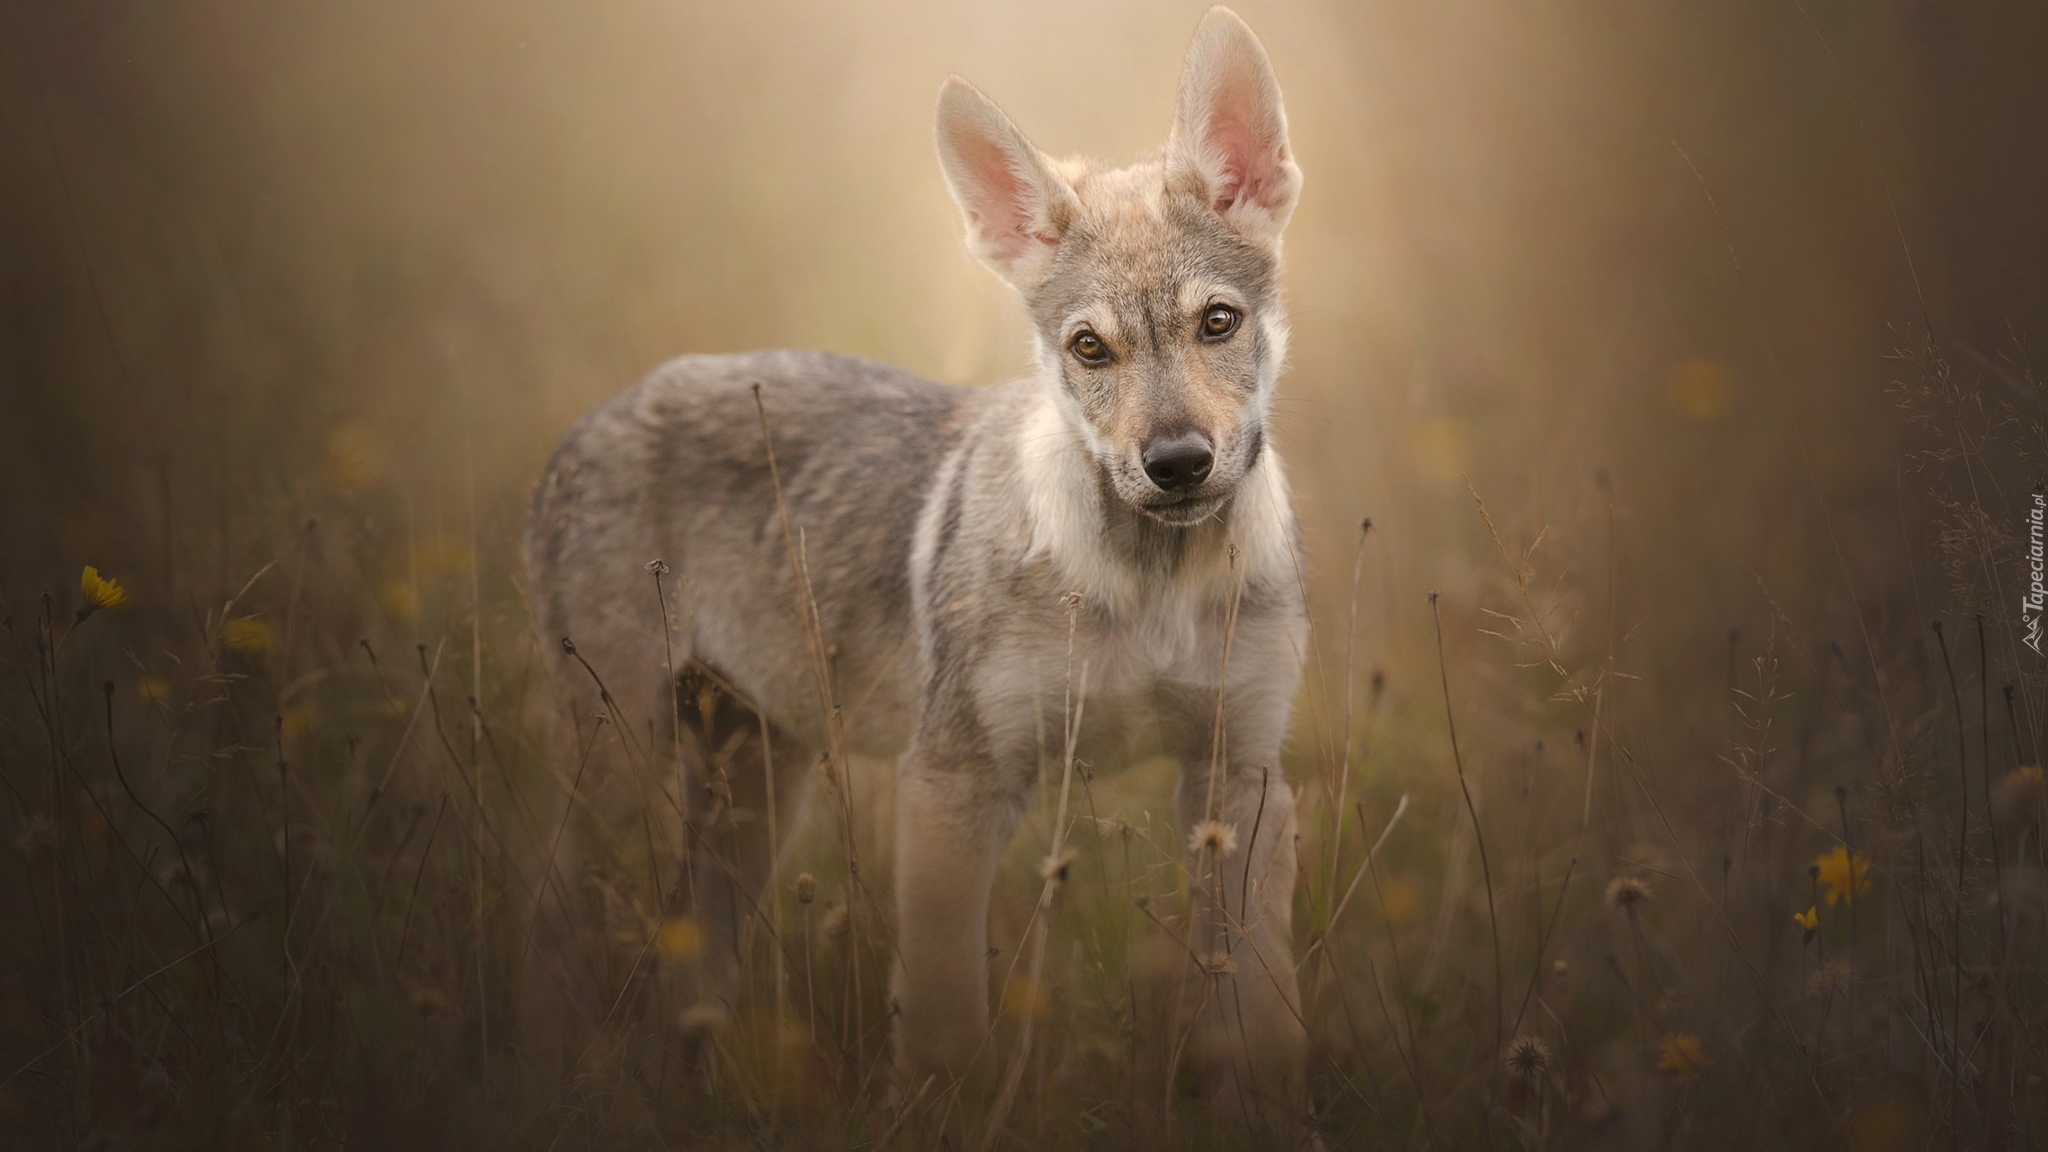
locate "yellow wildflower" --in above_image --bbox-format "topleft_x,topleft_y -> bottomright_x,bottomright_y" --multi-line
1003,976 -> 1050,1020
78,566 -> 128,618
224,617 -> 276,653
1842,1101 -> 1919,1152
380,581 -> 419,621
280,702 -> 319,739
1794,905 -> 1819,934
655,917 -> 703,961
1376,876 -> 1424,927
1997,766 -> 2045,815
415,537 -> 473,578
137,677 -> 174,706
1657,1032 -> 1707,1078
1814,845 -> 1871,906
324,422 -> 387,493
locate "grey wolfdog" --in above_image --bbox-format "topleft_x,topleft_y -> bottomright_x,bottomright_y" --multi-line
524,5 -> 1308,1118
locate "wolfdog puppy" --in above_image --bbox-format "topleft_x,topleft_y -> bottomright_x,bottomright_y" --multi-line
524,4 -> 1308,1115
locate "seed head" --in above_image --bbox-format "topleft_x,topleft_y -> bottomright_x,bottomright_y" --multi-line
1549,959 -> 1571,997
410,987 -> 450,1018
678,1002 -> 731,1036
1605,875 -> 1651,914
1504,1034 -> 1551,1081
794,872 -> 818,905
1189,819 -> 1238,858
1807,960 -> 1852,997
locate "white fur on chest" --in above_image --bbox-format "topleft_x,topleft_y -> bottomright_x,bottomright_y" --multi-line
1081,576 -> 1232,692
1018,394 -> 1298,688
905,389 -> 1301,753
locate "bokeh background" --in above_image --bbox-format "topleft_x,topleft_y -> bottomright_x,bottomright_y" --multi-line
4,0 -> 2044,682
3,0 -> 2044,1147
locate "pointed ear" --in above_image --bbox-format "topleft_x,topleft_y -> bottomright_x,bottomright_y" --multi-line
935,77 -> 1078,290
1166,7 -> 1302,244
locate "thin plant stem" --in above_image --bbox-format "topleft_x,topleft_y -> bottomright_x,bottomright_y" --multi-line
1429,591 -> 1504,1068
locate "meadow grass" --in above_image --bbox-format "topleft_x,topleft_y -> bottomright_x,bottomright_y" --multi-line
2,325 -> 2044,1151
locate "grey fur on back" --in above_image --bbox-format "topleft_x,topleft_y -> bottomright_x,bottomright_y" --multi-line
527,350 -> 969,755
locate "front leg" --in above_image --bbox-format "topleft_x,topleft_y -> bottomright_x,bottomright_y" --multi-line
1160,654 -> 1307,1120
891,715 -> 1029,1085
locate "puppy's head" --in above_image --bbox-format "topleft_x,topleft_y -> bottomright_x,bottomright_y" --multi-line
935,6 -> 1301,526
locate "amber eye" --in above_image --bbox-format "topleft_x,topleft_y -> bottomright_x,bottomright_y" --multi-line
1071,330 -> 1109,364
1200,305 -> 1241,340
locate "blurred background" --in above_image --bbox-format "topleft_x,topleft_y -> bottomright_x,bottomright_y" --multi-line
2,0 -> 2042,674
2,0 -> 2045,1145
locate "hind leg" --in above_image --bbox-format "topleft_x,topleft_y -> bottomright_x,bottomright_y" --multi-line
669,662 -> 816,1026
518,583 -> 693,1070
521,646 -> 664,1068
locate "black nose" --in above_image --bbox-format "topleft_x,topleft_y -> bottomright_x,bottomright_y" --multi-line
1141,432 -> 1214,493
